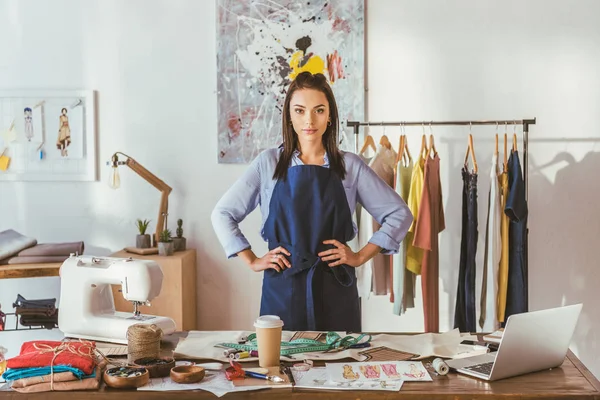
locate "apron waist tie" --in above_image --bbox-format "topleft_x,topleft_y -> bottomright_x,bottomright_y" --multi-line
270,242 -> 355,330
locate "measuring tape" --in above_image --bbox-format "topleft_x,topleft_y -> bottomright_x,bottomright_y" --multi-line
218,332 -> 371,356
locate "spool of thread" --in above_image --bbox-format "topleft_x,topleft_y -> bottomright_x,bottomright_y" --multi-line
127,324 -> 163,364
233,351 -> 250,360
432,358 -> 449,376
250,350 -> 258,357
223,349 -> 239,357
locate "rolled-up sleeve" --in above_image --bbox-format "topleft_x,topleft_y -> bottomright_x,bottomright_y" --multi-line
356,161 -> 413,255
211,155 -> 262,258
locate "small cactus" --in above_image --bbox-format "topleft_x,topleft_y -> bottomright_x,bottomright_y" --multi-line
136,219 -> 150,235
159,229 -> 172,243
176,219 -> 183,238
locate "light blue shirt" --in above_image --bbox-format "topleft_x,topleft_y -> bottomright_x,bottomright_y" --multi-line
211,148 -> 413,259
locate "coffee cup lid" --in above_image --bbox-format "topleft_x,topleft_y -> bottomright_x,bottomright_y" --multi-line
254,315 -> 284,328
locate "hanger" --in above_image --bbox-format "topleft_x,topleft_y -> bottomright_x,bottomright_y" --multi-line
463,122 -> 478,173
426,122 -> 437,158
379,124 -> 392,150
512,122 -> 518,152
494,123 -> 499,157
396,134 -> 405,166
419,134 -> 428,159
359,134 -> 376,155
403,132 -> 412,164
359,123 -> 376,155
503,123 -> 508,173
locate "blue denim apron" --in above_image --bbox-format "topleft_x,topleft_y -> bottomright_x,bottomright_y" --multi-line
260,165 -> 361,332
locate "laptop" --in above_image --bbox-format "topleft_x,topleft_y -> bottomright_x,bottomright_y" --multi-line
446,304 -> 582,381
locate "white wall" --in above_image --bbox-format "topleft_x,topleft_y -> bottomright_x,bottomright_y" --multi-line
1,0 -> 598,377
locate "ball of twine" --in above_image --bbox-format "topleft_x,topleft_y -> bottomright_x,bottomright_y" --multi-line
127,323 -> 163,363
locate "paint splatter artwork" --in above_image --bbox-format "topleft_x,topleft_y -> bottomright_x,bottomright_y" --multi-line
217,0 -> 365,163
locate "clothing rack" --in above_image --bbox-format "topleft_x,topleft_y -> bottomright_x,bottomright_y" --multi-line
346,118 -> 536,200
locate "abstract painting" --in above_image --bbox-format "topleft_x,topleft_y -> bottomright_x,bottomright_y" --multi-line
216,0 -> 365,163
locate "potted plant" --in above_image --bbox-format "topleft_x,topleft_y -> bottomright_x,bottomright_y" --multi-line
158,229 -> 174,256
172,219 -> 187,251
135,219 -> 151,249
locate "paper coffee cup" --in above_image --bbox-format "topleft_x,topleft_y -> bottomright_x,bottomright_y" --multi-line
254,315 -> 284,367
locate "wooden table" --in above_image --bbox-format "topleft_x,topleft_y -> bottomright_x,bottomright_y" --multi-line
0,262 -> 61,279
1,332 -> 599,399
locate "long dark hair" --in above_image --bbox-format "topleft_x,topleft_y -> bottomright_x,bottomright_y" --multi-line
273,72 -> 346,181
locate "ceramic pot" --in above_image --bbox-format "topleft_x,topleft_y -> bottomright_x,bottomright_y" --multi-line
136,234 -> 151,249
172,237 -> 186,252
158,241 -> 174,256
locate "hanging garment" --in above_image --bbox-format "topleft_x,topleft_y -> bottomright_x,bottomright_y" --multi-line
479,154 -> 501,331
356,198 -> 374,298
392,158 -> 413,315
504,150 -> 529,322
497,171 -> 510,322
454,167 -> 478,332
413,155 -> 445,333
406,156 -> 425,274
356,154 -> 376,299
369,147 -> 397,296
261,165 -> 360,332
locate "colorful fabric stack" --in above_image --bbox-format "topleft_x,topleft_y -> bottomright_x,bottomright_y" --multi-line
1,340 -> 102,393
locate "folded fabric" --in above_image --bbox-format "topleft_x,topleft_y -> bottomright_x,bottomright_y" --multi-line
7,341 -> 96,375
19,315 -> 58,329
11,364 -> 101,393
0,229 -> 37,260
2,365 -> 86,381
17,242 -> 84,257
12,294 -> 56,310
7,255 -> 68,265
11,372 -> 76,388
15,306 -> 57,317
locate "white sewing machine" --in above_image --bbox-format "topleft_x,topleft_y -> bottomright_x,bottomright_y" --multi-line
58,255 -> 176,344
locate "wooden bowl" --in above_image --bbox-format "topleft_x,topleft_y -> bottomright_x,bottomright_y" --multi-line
133,357 -> 175,378
103,367 -> 149,389
170,365 -> 205,384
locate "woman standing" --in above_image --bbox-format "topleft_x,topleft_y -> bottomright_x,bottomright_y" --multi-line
212,72 -> 413,332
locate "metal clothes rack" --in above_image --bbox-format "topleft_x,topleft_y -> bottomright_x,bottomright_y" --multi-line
346,118 -> 536,199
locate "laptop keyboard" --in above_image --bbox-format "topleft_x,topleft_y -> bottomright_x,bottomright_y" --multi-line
464,361 -> 494,376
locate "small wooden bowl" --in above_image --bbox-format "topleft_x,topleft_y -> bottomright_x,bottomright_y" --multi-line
133,357 -> 175,378
103,367 -> 149,389
170,365 -> 205,384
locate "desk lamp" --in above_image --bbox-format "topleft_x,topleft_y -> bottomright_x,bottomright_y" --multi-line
108,152 -> 172,249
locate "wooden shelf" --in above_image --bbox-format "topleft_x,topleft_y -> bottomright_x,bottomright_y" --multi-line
0,262 -> 61,279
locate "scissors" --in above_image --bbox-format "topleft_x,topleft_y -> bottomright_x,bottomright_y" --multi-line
225,359 -> 285,383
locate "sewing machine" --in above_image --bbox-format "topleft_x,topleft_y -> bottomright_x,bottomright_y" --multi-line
58,255 -> 176,344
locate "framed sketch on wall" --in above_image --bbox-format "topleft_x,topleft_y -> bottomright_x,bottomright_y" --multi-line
216,0 -> 365,164
0,90 -> 96,181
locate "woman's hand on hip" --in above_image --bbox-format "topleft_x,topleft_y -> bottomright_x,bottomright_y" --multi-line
250,246 -> 291,273
318,240 -> 363,268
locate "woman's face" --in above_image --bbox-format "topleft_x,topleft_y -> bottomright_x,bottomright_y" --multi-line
289,88 -> 330,146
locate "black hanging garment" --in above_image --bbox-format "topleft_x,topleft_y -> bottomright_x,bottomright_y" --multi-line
504,150 -> 528,321
454,166 -> 478,332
